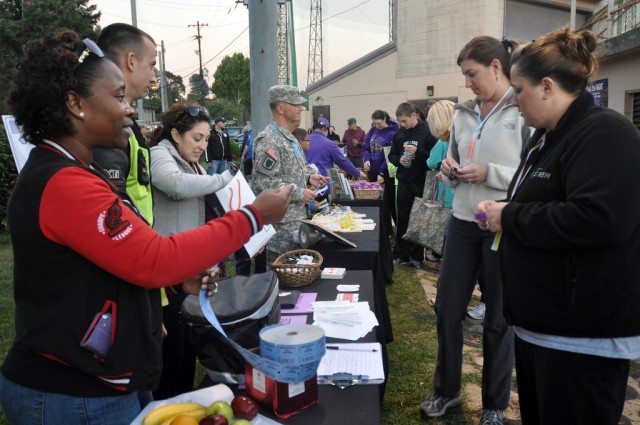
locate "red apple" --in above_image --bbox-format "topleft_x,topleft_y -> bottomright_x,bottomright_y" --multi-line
199,413 -> 228,425
231,395 -> 259,421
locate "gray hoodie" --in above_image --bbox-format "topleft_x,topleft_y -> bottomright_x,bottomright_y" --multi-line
444,98 -> 531,222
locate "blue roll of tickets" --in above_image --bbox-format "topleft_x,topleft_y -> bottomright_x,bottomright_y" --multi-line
199,290 -> 325,383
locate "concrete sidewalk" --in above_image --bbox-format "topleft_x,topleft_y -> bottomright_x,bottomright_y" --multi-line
416,263 -> 640,424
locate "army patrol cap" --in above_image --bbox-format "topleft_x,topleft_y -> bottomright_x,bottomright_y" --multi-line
269,85 -> 306,105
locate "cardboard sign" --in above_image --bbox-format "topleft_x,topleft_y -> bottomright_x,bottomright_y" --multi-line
206,172 -> 276,260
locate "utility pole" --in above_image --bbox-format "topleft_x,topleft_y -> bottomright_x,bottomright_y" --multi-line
307,0 -> 323,85
245,0 -> 279,137
188,21 -> 208,77
159,41 -> 168,112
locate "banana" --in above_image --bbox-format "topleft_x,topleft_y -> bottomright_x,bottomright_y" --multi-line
158,408 -> 208,425
142,402 -> 206,425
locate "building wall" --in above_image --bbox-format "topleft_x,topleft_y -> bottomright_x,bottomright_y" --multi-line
306,0 -> 637,129
599,54 -> 640,121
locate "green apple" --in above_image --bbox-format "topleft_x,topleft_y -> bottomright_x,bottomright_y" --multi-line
231,420 -> 252,425
206,401 -> 233,421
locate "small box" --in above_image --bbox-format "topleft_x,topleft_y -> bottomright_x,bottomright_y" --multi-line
321,267 -> 346,279
244,351 -> 318,419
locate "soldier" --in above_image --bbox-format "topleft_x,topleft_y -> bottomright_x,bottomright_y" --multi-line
251,85 -> 328,261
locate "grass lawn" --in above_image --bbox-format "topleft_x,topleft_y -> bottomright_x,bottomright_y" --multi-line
0,235 -> 477,424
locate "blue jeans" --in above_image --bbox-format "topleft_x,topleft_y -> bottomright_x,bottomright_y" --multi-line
0,374 -> 146,424
207,159 -> 228,175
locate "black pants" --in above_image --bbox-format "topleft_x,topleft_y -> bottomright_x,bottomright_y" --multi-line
433,217 -> 513,409
154,293 -> 196,400
515,336 -> 629,425
367,169 -> 396,234
393,181 -> 424,262
235,250 -> 267,276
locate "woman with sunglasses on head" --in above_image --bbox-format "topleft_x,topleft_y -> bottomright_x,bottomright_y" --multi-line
477,28 -> 640,425
147,103 -> 232,399
0,29 -> 291,424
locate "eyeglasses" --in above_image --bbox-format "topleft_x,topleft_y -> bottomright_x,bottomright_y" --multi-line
183,106 -> 210,119
77,38 -> 105,65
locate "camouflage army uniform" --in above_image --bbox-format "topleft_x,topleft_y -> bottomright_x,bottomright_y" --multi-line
251,121 -> 315,261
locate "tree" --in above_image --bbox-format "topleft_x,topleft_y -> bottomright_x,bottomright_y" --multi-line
0,0 -> 100,232
165,71 -> 186,105
211,53 -> 250,123
187,73 -> 209,104
0,0 -> 100,114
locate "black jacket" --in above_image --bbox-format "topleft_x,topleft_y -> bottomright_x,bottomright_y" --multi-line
388,120 -> 437,188
206,129 -> 232,161
500,91 -> 640,338
4,147 -> 162,396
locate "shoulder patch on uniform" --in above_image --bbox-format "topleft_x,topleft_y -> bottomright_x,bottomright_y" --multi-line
265,147 -> 280,161
262,157 -> 276,171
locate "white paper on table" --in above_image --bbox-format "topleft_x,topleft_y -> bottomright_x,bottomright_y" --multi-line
312,301 -> 379,340
317,342 -> 385,384
130,384 -> 282,425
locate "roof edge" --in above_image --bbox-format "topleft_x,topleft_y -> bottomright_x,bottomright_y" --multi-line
305,41 -> 397,94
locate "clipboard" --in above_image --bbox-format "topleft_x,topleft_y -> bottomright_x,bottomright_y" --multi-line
317,343 -> 385,388
298,220 -> 357,248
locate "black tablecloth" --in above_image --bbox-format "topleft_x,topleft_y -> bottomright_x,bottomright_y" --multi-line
312,207 -> 393,343
269,270 -> 383,425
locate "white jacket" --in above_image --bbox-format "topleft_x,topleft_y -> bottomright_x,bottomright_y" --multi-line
445,98 -> 531,222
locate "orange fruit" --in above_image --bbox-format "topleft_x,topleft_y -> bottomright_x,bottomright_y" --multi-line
170,415 -> 199,425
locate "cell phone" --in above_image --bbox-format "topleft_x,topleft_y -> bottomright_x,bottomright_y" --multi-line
80,312 -> 113,358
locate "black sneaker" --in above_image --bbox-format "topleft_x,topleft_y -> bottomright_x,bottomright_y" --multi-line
480,409 -> 508,424
419,390 -> 462,418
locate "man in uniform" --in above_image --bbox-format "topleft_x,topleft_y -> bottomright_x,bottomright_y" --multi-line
95,23 -> 158,226
251,85 -> 328,261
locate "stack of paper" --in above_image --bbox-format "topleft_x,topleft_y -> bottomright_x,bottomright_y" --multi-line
311,301 -> 378,340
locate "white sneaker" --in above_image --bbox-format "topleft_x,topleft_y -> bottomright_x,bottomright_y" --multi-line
467,302 -> 485,320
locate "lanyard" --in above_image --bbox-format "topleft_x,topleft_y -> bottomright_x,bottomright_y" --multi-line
269,122 -> 303,158
491,133 -> 545,252
509,134 -> 546,200
42,139 -> 92,168
466,86 -> 513,162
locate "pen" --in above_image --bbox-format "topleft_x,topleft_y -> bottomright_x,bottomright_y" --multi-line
326,346 -> 378,352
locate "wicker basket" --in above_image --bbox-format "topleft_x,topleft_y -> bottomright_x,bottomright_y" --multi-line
272,249 -> 324,288
353,188 -> 381,199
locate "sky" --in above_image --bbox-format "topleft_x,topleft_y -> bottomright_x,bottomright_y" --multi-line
90,0 -> 391,94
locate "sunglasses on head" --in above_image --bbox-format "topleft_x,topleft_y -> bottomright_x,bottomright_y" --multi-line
184,106 -> 209,119
77,38 -> 105,65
